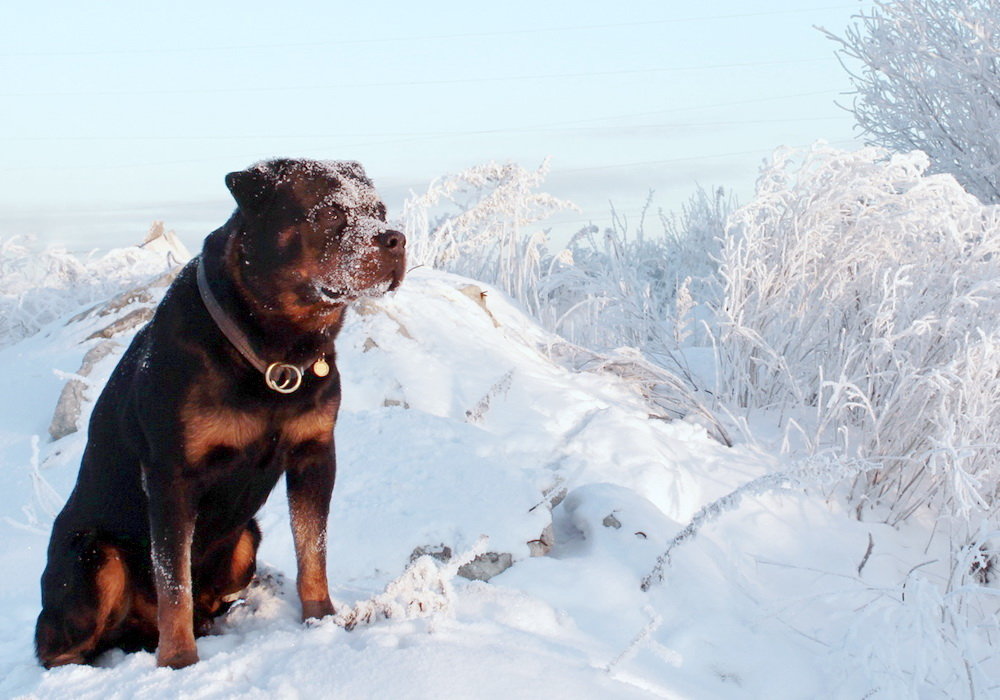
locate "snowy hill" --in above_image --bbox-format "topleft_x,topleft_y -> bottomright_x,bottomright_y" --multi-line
0,239 -> 978,698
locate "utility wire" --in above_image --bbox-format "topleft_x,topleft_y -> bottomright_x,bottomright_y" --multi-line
0,117 -> 844,143
4,58 -> 834,98
0,5 -> 862,58
556,139 -> 859,174
3,90 -> 843,142
0,87 -> 858,173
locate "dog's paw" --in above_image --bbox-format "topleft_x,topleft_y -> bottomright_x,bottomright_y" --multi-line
157,645 -> 199,669
301,599 -> 335,622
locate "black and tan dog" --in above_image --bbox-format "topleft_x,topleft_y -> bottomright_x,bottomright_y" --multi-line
34,158 -> 406,669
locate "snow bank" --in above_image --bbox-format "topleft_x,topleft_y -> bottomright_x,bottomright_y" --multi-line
0,241 -> 990,697
0,224 -> 189,350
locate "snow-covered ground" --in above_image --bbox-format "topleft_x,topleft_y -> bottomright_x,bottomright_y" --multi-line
0,241 -> 975,698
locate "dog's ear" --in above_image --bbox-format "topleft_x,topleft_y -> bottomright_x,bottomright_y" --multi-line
339,161 -> 369,181
225,166 -> 275,213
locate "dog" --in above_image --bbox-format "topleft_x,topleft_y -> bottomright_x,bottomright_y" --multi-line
34,158 -> 406,669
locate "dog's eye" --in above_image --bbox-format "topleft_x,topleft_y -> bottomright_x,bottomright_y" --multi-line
324,211 -> 345,232
319,227 -> 341,252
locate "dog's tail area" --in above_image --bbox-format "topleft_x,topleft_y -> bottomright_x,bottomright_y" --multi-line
35,531 -> 132,668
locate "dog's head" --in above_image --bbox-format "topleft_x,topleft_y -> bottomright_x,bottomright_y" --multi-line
223,158 -> 405,327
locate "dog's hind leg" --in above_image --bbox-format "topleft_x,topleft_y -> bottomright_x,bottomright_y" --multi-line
193,519 -> 261,631
35,534 -> 131,668
218,519 -> 261,601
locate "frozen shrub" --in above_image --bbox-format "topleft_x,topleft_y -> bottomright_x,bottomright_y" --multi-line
402,163 -> 733,361
535,215 -> 673,352
0,237 -> 94,345
825,0 -> 1000,203
0,232 -> 186,348
535,185 -> 732,374
401,159 -> 573,312
658,184 -> 734,307
716,144 -> 1000,524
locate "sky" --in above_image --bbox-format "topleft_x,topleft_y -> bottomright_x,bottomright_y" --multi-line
1,0 -> 872,252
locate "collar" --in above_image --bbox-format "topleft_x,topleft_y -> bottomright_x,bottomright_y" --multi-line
195,257 -> 329,394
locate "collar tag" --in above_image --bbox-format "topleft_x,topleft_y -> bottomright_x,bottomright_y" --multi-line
313,357 -> 331,378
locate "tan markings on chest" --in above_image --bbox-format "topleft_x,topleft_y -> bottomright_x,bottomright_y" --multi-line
181,402 -> 269,466
281,407 -> 337,445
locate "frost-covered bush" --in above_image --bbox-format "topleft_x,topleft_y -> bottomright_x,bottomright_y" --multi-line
403,166 -> 733,360
0,231 -> 185,348
716,145 -> 1000,524
537,186 -> 732,358
825,0 -> 1000,203
659,185 -> 734,306
535,215 -> 673,352
401,160 -> 574,311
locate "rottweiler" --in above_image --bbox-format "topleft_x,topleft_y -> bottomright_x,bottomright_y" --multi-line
35,158 -> 406,669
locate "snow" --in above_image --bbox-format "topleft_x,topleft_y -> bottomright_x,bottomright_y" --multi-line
0,243 -> 983,698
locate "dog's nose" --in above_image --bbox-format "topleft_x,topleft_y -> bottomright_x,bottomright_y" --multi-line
376,230 -> 406,252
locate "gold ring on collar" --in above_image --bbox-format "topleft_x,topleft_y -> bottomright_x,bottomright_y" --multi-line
265,362 -> 303,394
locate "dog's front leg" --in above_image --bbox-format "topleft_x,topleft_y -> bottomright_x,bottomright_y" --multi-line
286,442 -> 336,621
145,477 -> 198,668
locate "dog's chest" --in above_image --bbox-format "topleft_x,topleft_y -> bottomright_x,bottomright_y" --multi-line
180,402 -> 335,472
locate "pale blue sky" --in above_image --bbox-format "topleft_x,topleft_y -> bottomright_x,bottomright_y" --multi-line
1,0 -> 870,251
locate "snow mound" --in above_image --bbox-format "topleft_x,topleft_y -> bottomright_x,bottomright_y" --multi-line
0,225 -> 189,350
0,250 -> 975,698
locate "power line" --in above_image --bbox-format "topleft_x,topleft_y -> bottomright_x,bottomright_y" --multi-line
0,87 -> 857,174
3,58 -> 834,98
0,5 -> 863,58
482,90 -> 847,128
0,141 -> 864,236
555,139 -> 859,175
4,89 -> 844,145
0,117 -> 845,143
0,135 -> 863,177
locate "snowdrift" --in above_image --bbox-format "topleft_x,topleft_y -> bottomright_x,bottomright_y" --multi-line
0,236 -> 989,698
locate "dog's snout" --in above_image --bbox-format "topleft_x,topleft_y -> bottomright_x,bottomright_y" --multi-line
376,230 -> 406,252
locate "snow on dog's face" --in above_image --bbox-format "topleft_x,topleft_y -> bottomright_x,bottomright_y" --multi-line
224,158 -> 406,330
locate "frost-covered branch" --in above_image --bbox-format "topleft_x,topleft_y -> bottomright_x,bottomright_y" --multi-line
823,0 -> 1000,203
641,454 -> 877,591
335,537 -> 488,630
